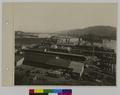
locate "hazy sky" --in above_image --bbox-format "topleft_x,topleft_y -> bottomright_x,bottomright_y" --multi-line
12,3 -> 117,33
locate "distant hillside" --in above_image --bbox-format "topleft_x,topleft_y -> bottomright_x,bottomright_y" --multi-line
58,26 -> 116,40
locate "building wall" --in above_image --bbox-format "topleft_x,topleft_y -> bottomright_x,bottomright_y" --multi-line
103,40 -> 116,52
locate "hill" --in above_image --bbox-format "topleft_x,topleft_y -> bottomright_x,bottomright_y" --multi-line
58,26 -> 116,40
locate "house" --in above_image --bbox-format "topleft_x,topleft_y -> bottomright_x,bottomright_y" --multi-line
69,61 -> 84,79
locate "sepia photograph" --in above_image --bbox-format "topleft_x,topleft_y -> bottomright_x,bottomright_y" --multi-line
4,3 -> 117,86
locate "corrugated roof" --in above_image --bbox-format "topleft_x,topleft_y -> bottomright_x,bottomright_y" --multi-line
23,51 -> 85,73
47,58 -> 71,68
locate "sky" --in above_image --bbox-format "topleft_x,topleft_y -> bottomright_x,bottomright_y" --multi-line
11,3 -> 117,33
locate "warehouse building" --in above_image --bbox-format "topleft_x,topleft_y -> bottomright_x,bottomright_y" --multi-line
22,49 -> 85,78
